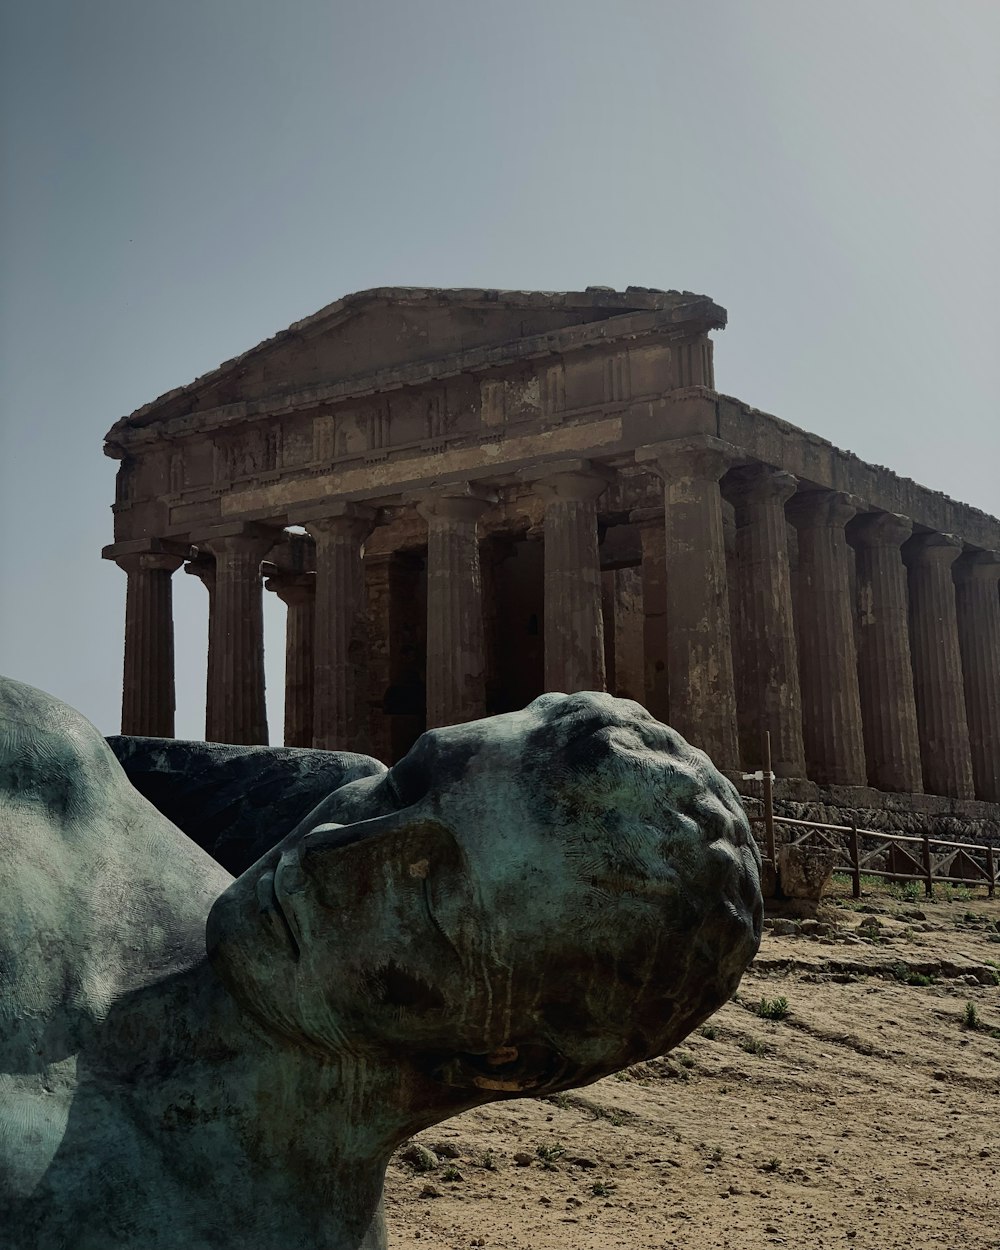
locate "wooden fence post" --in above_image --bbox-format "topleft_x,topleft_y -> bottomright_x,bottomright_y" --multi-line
850,823 -> 861,899
988,844 -> 996,899
922,833 -> 933,898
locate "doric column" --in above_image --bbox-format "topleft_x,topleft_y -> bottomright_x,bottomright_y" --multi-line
787,490 -> 866,786
306,504 -> 375,752
725,465 -> 805,778
415,487 -> 494,729
630,506 -> 669,723
954,550 -> 1000,801
264,569 -> 316,748
200,526 -> 274,746
527,460 -> 611,694
904,533 -> 975,799
850,513 -> 923,793
636,437 -> 740,771
115,548 -> 184,737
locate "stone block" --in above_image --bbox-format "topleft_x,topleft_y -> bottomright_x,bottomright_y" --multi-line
776,843 -> 837,915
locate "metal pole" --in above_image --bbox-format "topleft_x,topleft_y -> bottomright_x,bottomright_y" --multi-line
850,822 -> 861,899
762,729 -> 776,867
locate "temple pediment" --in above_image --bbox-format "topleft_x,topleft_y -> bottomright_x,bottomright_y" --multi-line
107,286 -> 724,438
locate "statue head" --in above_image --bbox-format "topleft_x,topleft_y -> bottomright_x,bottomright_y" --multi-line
207,692 -> 761,1096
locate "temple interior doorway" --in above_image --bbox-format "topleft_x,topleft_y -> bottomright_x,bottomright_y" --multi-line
487,536 -> 545,714
371,550 -> 426,764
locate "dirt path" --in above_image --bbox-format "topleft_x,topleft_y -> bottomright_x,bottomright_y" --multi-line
385,889 -> 1000,1250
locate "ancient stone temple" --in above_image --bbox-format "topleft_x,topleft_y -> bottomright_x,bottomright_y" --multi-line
103,286 -> 1000,821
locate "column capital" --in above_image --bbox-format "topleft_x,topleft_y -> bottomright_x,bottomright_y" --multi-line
520,458 -> 615,504
304,503 -> 376,544
184,553 -> 215,590
903,531 -> 963,569
263,565 -> 315,606
849,511 -> 913,550
636,435 -> 743,483
265,529 -> 316,576
193,522 -> 279,562
115,551 -> 186,575
786,489 -> 859,531
723,463 -> 798,511
414,483 -> 498,525
953,549 -> 1000,584
103,537 -> 191,566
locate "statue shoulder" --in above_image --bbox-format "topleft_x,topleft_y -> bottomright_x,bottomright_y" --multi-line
0,676 -> 128,826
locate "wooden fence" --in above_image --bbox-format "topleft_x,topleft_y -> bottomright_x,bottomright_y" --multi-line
740,730 -> 997,897
745,810 -> 996,898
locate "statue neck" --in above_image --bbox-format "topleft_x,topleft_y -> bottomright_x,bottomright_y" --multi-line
96,956 -> 453,1169
83,958 -> 401,1247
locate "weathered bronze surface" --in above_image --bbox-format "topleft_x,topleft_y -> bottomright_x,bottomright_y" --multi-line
1,676 -> 761,1249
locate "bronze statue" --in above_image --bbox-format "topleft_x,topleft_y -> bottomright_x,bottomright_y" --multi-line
0,676 -> 761,1248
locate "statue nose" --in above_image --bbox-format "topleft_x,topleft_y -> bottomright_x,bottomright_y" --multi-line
273,847 -> 309,954
276,843 -> 307,894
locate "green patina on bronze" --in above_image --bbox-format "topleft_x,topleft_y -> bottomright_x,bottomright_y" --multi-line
0,676 -> 761,1249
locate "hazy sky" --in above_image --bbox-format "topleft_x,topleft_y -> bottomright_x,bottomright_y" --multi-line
2,0 -> 998,741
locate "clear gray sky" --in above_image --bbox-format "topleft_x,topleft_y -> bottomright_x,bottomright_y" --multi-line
2,0 -> 997,741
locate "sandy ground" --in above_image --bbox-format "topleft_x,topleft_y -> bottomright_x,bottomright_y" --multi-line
385,885 -> 1000,1250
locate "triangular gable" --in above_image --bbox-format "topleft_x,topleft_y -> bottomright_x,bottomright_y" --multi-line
184,299 -> 615,418
109,287 -> 724,436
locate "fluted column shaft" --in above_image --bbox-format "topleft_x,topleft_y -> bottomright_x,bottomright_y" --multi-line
637,437 -> 740,771
904,533 -> 974,799
631,507 -> 669,723
787,491 -> 866,786
954,551 -> 1000,801
727,466 -> 805,777
307,506 -> 375,752
532,464 -> 610,694
416,490 -> 493,728
265,572 -> 316,748
851,513 -> 923,793
202,530 -> 273,745
116,551 -> 184,736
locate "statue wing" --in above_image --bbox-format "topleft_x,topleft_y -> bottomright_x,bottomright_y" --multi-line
107,737 -> 386,875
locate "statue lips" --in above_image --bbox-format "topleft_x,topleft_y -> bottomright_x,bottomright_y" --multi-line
433,1043 -> 573,1094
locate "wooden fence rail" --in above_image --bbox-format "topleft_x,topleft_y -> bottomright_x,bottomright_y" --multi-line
744,811 -> 997,899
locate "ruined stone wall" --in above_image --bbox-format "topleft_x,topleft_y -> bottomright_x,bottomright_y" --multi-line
740,786 -> 1000,851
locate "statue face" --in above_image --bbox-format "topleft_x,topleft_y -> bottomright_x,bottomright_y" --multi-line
207,693 -> 762,1095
